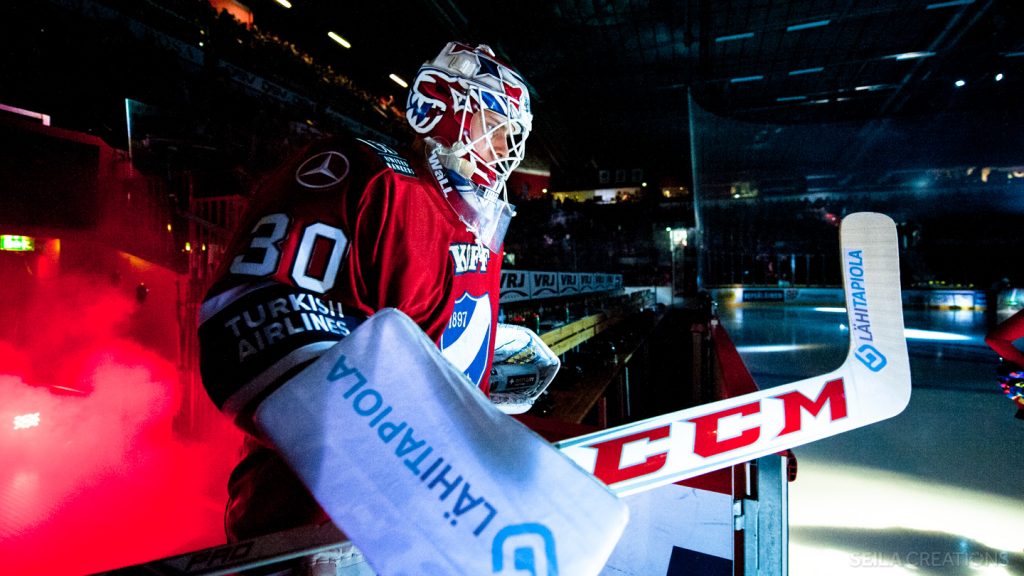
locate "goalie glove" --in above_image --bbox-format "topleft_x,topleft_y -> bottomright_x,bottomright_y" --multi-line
488,323 -> 560,414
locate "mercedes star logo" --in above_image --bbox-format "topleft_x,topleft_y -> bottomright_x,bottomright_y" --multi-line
295,151 -> 350,189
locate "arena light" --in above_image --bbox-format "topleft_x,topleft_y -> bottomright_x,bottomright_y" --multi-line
855,84 -> 890,91
893,51 -> 935,60
389,74 -> 408,88
0,235 -> 35,251
926,0 -> 974,8
273,0 -> 292,7
13,412 -> 40,430
786,19 -> 830,32
327,31 -> 351,49
715,32 -> 754,43
790,67 -> 824,75
730,75 -> 764,83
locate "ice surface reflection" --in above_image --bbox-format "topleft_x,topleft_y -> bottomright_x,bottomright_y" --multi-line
717,303 -> 1024,575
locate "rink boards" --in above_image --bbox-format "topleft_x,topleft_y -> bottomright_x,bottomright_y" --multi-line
712,286 -> 987,310
500,270 -> 624,303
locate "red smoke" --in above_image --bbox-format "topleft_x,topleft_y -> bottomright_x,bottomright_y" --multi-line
0,273 -> 241,574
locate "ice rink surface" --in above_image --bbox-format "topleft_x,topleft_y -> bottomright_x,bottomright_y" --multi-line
718,305 -> 1024,575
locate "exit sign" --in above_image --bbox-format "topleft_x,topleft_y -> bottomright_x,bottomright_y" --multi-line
0,235 -> 35,251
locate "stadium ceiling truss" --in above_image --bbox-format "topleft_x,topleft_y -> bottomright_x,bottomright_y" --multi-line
260,0 -> 1020,177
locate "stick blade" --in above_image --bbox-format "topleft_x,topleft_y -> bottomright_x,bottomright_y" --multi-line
557,212 -> 912,497
839,212 -> 912,421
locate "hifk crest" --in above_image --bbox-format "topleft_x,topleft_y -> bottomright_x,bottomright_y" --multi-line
440,292 -> 492,387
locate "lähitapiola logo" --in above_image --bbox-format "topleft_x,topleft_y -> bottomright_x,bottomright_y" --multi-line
855,344 -> 888,372
846,249 -> 887,371
492,523 -> 558,575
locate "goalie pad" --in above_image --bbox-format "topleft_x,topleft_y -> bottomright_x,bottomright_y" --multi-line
254,308 -> 628,575
490,323 -> 560,414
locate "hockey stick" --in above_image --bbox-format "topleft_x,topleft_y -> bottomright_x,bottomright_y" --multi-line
97,522 -> 360,575
101,212 -> 909,575
557,211 -> 911,496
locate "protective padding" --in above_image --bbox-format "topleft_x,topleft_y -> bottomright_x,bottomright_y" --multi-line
255,308 -> 628,576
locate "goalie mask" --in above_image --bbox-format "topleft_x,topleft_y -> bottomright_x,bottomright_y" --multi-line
407,42 -> 533,253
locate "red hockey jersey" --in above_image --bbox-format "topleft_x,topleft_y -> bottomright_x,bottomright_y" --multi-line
199,135 -> 503,426
199,134 -> 504,541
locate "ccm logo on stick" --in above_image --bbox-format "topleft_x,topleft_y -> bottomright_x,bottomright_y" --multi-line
588,378 -> 848,486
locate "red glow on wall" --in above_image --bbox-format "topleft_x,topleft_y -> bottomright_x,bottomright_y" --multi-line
0,271 -> 241,574
209,0 -> 253,28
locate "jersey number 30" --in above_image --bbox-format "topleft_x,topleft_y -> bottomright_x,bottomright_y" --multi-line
229,213 -> 348,294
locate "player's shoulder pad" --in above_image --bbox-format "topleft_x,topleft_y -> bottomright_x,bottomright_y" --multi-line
354,138 -> 417,178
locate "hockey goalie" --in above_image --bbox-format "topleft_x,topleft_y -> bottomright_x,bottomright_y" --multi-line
198,42 -> 627,576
